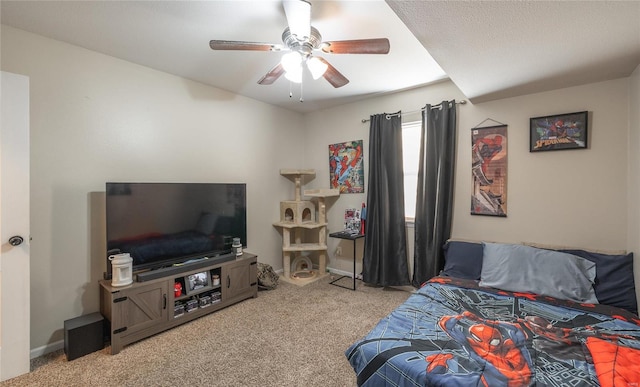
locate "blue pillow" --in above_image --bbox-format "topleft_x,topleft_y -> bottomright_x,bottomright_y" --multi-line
560,249 -> 636,314
480,243 -> 598,304
442,240 -> 484,280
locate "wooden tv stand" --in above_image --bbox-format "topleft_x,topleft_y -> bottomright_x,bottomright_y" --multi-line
100,253 -> 257,354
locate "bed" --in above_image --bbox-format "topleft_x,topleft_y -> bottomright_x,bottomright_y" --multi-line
346,241 -> 639,386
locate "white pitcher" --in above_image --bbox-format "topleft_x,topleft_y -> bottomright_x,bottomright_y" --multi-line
109,253 -> 133,287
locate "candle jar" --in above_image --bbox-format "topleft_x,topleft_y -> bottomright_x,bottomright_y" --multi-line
232,237 -> 243,256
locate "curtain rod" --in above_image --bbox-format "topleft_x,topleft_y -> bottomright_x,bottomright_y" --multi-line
360,100 -> 466,123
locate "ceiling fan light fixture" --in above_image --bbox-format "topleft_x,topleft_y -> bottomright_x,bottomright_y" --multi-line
211,0 -> 390,90
281,51 -> 302,73
307,56 -> 328,80
284,67 -> 303,83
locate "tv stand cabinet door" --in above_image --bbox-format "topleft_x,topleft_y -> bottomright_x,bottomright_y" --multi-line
222,257 -> 257,303
102,280 -> 169,354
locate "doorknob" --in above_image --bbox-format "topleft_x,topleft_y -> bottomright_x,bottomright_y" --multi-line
8,236 -> 24,246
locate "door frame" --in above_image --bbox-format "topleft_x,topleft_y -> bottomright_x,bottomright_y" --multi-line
0,71 -> 31,381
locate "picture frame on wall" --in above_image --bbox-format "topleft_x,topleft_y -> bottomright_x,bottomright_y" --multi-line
530,111 -> 588,152
328,140 -> 365,193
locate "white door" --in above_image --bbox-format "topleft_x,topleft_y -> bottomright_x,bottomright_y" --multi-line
0,71 -> 31,381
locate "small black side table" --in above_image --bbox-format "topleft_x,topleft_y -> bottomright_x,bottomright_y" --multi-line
329,232 -> 365,290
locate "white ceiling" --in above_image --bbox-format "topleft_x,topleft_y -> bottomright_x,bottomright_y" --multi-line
388,0 -> 640,103
2,1 -> 639,113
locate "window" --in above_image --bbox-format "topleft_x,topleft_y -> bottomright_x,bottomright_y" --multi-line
402,121 -> 421,220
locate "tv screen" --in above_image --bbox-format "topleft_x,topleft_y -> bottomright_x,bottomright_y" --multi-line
106,182 -> 246,275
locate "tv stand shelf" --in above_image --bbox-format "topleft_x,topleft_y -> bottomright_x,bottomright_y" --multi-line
174,285 -> 218,302
100,253 -> 257,354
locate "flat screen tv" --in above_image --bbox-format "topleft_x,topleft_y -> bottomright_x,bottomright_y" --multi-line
105,182 -> 246,278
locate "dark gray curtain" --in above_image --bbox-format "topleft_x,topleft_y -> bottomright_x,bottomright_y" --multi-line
362,113 -> 410,287
412,101 -> 457,287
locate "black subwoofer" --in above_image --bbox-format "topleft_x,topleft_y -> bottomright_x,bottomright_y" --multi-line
63,312 -> 105,360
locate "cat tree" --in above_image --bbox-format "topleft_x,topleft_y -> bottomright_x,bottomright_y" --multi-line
273,169 -> 339,285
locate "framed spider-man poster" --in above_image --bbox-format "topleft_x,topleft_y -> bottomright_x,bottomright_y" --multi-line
471,125 -> 507,217
530,111 -> 588,152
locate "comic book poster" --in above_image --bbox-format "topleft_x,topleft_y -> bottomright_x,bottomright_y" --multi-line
471,125 -> 507,216
329,140 -> 364,193
344,208 -> 361,232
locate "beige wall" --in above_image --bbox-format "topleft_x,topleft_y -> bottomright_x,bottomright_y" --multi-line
1,25 -> 304,352
629,65 -> 640,303
305,78 -> 633,278
454,80 -> 629,248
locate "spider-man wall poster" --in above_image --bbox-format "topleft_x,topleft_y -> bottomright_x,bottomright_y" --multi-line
472,125 -> 508,216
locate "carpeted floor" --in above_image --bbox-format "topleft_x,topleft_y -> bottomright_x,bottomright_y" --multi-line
1,275 -> 413,387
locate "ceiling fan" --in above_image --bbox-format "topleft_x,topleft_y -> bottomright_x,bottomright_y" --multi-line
209,0 -> 390,88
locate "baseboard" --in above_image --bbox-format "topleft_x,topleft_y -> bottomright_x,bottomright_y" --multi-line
31,340 -> 64,359
326,267 -> 412,291
327,267 -> 358,278
275,265 -> 359,278
275,265 -> 359,279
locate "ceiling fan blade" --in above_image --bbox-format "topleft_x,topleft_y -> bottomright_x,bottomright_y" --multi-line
316,57 -> 349,88
210,40 -> 282,52
321,38 -> 390,54
257,63 -> 286,85
283,0 -> 311,40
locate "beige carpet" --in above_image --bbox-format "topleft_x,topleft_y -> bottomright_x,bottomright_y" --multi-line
1,276 -> 413,387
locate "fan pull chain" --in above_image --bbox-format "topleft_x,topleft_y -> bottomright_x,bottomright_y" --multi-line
300,80 -> 304,103
286,80 -> 304,103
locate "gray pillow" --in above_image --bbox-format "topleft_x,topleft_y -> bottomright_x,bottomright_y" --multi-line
479,242 -> 598,304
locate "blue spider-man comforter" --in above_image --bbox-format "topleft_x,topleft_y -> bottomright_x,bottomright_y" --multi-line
346,276 -> 640,386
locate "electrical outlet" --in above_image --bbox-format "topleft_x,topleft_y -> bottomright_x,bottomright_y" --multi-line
336,246 -> 342,256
